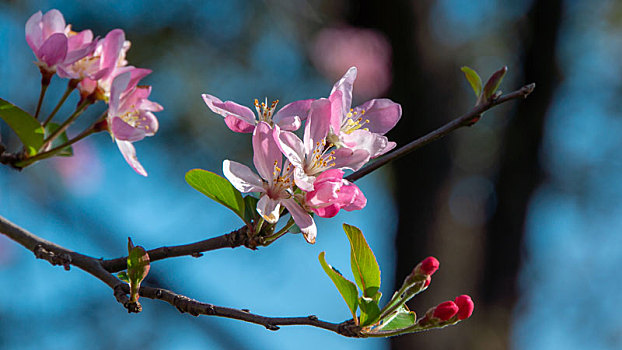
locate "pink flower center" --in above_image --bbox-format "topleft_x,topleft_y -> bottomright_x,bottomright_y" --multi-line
254,98 -> 279,125
265,160 -> 294,199
306,139 -> 335,175
341,108 -> 369,134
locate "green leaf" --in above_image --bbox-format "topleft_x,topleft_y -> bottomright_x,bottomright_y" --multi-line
45,122 -> 73,156
318,251 -> 359,320
359,295 -> 382,327
243,195 -> 259,224
483,66 -> 508,100
117,271 -> 129,283
375,305 -> 417,331
0,98 -> 43,155
461,66 -> 482,98
185,169 -> 246,223
343,224 -> 381,298
127,237 -> 150,303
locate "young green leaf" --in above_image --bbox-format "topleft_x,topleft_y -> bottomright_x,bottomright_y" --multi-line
483,66 -> 508,100
318,251 -> 359,321
343,224 -> 381,298
44,122 -> 73,156
243,195 -> 259,224
0,98 -> 44,155
359,295 -> 382,327
185,169 -> 246,223
460,66 -> 483,98
127,237 -> 150,303
117,271 -> 130,283
374,305 -> 417,332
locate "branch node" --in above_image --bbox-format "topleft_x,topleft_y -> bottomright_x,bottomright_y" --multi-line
155,289 -> 164,299
337,319 -> 363,338
241,308 -> 250,313
191,252 -> 203,258
308,315 -> 318,321
265,324 -> 280,331
126,301 -> 142,313
33,244 -> 72,269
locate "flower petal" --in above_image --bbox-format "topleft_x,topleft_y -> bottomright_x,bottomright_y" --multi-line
353,98 -> 402,135
224,115 -> 255,133
257,195 -> 281,224
111,117 -> 146,142
116,140 -> 147,176
253,122 -> 282,181
329,66 -> 357,114
341,129 -> 389,158
274,127 -> 305,169
202,93 -> 257,127
109,72 -> 131,116
332,148 -> 370,172
100,29 -> 125,74
304,98 -> 331,157
41,9 -> 66,38
38,33 -> 67,67
282,198 -> 317,244
25,11 -> 43,52
223,160 -> 265,193
273,99 -> 313,129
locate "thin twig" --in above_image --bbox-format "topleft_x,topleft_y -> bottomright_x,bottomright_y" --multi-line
42,80 -> 78,127
101,226 -> 252,273
346,83 -> 536,182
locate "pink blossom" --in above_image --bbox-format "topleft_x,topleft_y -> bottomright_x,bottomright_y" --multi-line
25,10 -> 96,73
275,97 -> 370,191
202,94 -> 313,133
223,122 -> 317,243
107,72 -> 162,176
326,67 -> 402,158
77,30 -> 149,99
305,169 -> 366,218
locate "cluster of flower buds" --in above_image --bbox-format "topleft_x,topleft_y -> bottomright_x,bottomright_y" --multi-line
25,9 -> 161,175
417,294 -> 474,328
204,67 -> 402,243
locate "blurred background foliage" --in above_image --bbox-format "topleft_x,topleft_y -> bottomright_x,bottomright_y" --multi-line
1,0 -> 621,349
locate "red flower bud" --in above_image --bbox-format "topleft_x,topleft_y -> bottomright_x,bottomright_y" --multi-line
454,295 -> 474,320
424,275 -> 431,288
416,256 -> 439,276
432,301 -> 458,321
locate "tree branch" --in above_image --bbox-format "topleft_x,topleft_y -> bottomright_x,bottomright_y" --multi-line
101,225 -> 252,273
346,83 -> 536,182
0,214 -> 361,337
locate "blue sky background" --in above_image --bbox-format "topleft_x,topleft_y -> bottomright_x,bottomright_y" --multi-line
1,0 -> 621,349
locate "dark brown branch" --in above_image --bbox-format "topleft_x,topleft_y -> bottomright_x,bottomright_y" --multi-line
0,214 -> 361,336
346,83 -> 536,182
101,225 -> 252,273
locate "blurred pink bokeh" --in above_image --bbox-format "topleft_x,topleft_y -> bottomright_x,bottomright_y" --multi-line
311,26 -> 393,100
52,140 -> 103,196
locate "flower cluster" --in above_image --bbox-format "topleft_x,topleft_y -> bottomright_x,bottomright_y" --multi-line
205,67 -> 401,243
25,9 -> 161,176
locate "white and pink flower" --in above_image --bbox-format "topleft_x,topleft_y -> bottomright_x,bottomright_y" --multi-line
327,66 -> 402,157
26,10 -> 96,74
223,122 -> 317,243
107,72 -> 162,176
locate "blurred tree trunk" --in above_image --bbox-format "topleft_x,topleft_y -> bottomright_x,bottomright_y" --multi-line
347,0 -> 561,349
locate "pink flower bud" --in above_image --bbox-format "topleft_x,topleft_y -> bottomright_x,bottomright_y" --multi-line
432,301 -> 459,321
415,256 -> 439,276
454,295 -> 474,320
